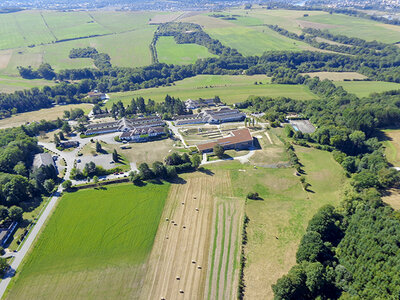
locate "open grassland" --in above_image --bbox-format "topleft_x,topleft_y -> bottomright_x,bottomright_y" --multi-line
141,171 -> 243,300
0,74 -> 55,93
107,74 -> 317,107
0,10 -> 160,75
303,72 -> 367,81
382,189 -> 400,210
210,129 -> 346,299
0,103 -> 92,129
6,183 -> 170,300
157,36 -> 217,65
334,81 -> 400,97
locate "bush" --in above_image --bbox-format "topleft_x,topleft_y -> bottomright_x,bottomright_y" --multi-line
247,192 -> 259,200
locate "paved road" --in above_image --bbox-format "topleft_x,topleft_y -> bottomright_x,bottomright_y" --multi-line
166,121 -> 187,148
0,186 -> 63,298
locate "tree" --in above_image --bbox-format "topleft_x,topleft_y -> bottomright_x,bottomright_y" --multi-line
62,180 -> 72,190
138,163 -> 154,180
63,110 -> 71,119
129,171 -> 142,185
112,149 -> 118,162
152,161 -> 167,179
0,258 -> 9,277
191,154 -> 201,169
213,144 -> 225,158
166,166 -> 177,179
83,162 -> 96,177
296,231 -> 330,263
61,122 -> 71,135
247,192 -> 259,200
95,141 -> 102,153
43,179 -> 55,194
93,175 -> 99,186
13,161 -> 27,177
59,131 -> 65,140
53,133 -> 60,145
0,206 -> 9,222
9,206 -> 23,221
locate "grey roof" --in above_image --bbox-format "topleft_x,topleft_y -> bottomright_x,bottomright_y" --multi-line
33,153 -> 55,169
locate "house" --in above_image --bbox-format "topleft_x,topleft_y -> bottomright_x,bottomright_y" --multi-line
60,141 -> 80,148
87,90 -> 108,101
85,116 -> 165,136
120,126 -> 165,142
197,128 -> 254,153
174,107 -> 246,125
33,153 -> 56,169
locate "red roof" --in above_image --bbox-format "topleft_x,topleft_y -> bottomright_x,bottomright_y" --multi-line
197,128 -> 252,152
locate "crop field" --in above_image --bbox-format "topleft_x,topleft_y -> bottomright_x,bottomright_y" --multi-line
156,36 -> 217,65
303,72 -> 367,81
0,103 -> 92,129
141,171 -> 243,300
298,13 -> 400,44
107,74 -> 317,107
6,183 -> 170,300
209,128 -> 346,299
0,10 -> 160,75
334,81 -> 400,97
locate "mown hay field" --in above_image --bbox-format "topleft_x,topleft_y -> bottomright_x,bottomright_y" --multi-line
6,183 -> 170,300
156,36 -> 217,65
335,81 -> 400,97
106,74 -> 317,107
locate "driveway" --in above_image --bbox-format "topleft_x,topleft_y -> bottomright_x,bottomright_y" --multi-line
166,121 -> 187,148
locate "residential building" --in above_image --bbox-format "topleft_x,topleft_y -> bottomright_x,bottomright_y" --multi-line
87,90 -> 108,100
185,98 -> 219,110
197,128 -> 254,153
33,153 -> 56,169
174,107 -> 246,125
120,126 -> 165,142
60,141 -> 80,148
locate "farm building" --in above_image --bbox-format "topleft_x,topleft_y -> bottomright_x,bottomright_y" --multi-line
85,116 -> 165,135
174,107 -> 246,125
87,90 -> 108,101
33,153 -> 56,169
185,98 -> 219,110
120,126 -> 165,142
197,128 -> 254,153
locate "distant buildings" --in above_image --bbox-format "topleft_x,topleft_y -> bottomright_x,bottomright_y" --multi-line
87,90 -> 108,101
120,126 -> 165,142
197,128 -> 254,153
185,98 -> 219,110
174,107 -> 246,125
60,141 -> 80,148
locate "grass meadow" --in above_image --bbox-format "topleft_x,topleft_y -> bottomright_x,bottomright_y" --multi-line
106,74 -> 317,107
208,128 -> 346,298
334,81 -> 400,97
0,74 -> 55,93
156,36 -> 217,64
6,183 -> 170,300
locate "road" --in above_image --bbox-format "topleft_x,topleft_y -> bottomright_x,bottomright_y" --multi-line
166,121 -> 187,148
201,149 -> 256,165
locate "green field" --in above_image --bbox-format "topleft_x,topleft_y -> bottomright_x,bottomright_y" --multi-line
335,81 -> 400,97
6,183 -> 170,300
157,36 -> 217,64
209,131 -> 346,299
106,74 -> 317,106
0,74 -> 54,93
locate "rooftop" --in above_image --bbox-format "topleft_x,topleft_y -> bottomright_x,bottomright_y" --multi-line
197,128 -> 253,152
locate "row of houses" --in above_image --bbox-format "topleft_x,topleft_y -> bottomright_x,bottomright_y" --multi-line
174,107 -> 246,126
120,126 -> 165,142
197,128 -> 254,153
184,98 -> 220,110
85,116 -> 165,136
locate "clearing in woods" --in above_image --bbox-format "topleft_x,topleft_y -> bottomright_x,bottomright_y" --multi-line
382,129 -> 400,167
302,72 -> 367,81
156,36 -> 217,65
5,183 -> 170,300
141,171 -> 243,300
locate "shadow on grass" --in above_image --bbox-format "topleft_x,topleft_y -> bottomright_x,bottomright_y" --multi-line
198,167 -> 214,176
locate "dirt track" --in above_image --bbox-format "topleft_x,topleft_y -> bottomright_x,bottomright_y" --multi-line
141,171 -> 242,300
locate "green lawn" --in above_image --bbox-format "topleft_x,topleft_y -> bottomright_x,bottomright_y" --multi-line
6,183 -> 170,300
157,36 -> 217,65
335,81 -> 400,97
0,74 -> 55,93
106,74 -> 317,107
